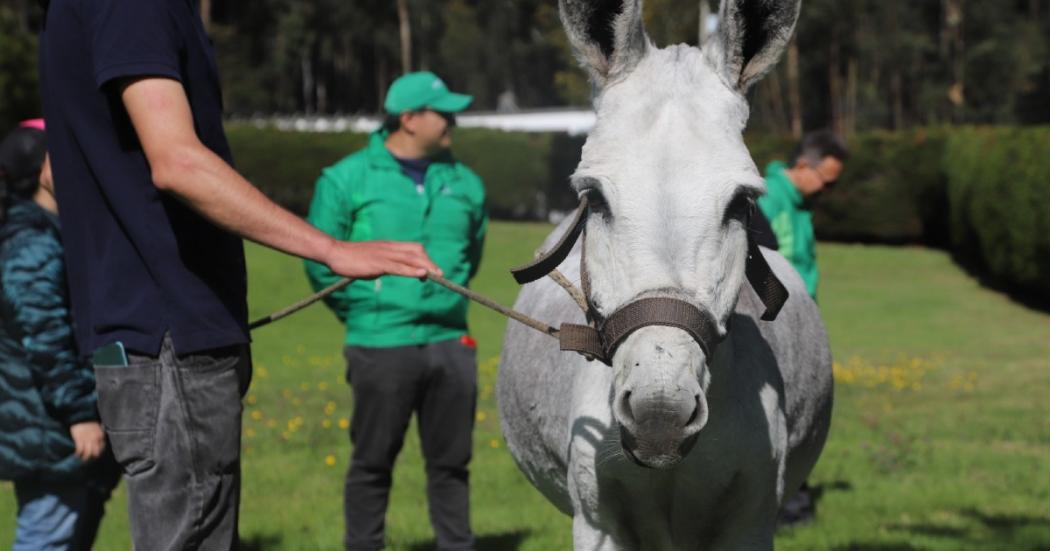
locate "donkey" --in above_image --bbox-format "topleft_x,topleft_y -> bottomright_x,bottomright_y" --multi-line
497,0 -> 832,548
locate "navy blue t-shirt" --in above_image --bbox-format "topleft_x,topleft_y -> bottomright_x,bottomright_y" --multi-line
394,156 -> 432,192
39,0 -> 248,356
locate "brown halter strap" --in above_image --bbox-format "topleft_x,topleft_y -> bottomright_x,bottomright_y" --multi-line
510,198 -> 789,365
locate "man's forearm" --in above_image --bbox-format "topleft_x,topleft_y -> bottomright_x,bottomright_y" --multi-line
153,144 -> 335,264
120,78 -> 439,280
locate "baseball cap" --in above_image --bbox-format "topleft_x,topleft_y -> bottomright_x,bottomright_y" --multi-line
384,72 -> 473,115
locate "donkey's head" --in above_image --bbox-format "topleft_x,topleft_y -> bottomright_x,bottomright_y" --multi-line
561,0 -> 800,469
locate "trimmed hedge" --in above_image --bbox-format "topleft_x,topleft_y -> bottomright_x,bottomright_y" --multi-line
225,126 -> 366,215
225,125 -> 571,219
944,127 -> 1050,302
747,130 -> 950,245
226,124 -> 1048,302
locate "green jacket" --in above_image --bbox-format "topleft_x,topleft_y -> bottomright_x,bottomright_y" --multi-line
305,131 -> 488,348
757,161 -> 819,298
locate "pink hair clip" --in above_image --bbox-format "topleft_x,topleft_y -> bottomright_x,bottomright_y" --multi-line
19,118 -> 46,131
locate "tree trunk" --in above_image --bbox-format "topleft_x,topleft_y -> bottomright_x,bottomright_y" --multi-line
787,38 -> 802,138
947,0 -> 965,122
828,32 -> 842,134
317,79 -> 328,114
397,0 -> 413,74
376,49 -> 389,113
891,70 -> 904,130
766,70 -> 789,135
301,49 -> 315,114
698,0 -> 712,45
200,0 -> 212,30
845,54 -> 858,135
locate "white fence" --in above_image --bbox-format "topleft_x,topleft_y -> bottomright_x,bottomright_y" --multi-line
239,108 -> 597,136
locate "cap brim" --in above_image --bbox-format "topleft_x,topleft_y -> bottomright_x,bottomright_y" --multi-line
428,92 -> 473,113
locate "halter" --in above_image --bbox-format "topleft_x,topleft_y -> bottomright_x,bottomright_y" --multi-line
509,195 -> 789,365
250,196 -> 790,367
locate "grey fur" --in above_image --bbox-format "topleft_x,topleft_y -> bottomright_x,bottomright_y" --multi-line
498,224 -> 833,548
705,0 -> 802,91
497,2 -> 829,548
560,0 -> 650,87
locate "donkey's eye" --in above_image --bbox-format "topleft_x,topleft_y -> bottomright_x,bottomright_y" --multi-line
583,188 -> 612,222
724,192 -> 755,225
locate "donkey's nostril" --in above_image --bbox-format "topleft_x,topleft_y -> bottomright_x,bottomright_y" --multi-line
619,391 -> 635,425
685,395 -> 701,427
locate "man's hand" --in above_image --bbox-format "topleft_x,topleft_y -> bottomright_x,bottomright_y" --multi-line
324,241 -> 442,280
69,422 -> 106,461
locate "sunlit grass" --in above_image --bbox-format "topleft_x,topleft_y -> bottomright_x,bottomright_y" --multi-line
2,228 -> 1048,550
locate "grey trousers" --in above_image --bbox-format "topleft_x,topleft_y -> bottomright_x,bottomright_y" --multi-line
343,339 -> 477,551
94,335 -> 251,550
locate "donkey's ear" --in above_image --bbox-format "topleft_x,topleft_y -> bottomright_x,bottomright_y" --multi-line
705,0 -> 801,91
559,0 -> 650,88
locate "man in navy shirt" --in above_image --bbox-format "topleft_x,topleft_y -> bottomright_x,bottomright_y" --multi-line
39,0 -> 438,548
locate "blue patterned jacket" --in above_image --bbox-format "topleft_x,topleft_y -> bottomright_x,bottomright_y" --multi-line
0,201 -> 97,481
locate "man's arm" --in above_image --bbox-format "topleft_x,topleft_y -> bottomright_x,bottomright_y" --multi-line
120,77 -> 439,280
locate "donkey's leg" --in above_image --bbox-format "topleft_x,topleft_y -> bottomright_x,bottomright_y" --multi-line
572,513 -> 629,551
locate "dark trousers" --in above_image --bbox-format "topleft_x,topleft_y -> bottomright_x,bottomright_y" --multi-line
343,339 -> 477,551
94,335 -> 251,550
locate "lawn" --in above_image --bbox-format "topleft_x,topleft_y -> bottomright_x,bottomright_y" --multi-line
2,222 -> 1049,550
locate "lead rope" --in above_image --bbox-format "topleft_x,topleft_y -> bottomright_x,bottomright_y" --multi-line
249,271 -> 565,339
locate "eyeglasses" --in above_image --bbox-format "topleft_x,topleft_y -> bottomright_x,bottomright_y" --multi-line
811,165 -> 838,189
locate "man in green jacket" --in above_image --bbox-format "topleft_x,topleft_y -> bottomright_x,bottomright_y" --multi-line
757,130 -> 849,300
305,72 -> 487,551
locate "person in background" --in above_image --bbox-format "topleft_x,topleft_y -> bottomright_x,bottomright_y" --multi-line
756,130 -> 849,301
0,121 -> 120,550
306,72 -> 487,551
754,130 -> 848,526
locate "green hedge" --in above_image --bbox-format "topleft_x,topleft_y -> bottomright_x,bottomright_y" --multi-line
747,130 -> 949,245
225,125 -> 572,219
225,126 -> 367,215
226,124 -> 1048,302
227,126 -> 949,244
944,127 -> 1050,302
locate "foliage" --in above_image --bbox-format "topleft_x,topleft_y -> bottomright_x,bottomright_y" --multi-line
4,1 -> 1049,132
809,129 -> 950,245
0,7 -> 40,130
225,125 -> 367,214
225,125 -> 571,220
944,127 -> 1050,303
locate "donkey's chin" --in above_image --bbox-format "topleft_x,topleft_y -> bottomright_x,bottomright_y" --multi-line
619,424 -> 701,470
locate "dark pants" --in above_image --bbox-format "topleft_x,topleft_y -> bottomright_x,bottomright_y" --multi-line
343,339 -> 477,551
94,335 -> 251,550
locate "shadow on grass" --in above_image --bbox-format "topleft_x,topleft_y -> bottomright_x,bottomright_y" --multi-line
828,544 -> 928,551
240,533 -> 283,550
407,530 -> 531,551
885,507 -> 1050,550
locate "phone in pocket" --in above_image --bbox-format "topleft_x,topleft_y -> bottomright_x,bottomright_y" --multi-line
92,341 -> 129,367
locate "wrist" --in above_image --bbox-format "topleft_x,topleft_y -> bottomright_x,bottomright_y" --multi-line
315,234 -> 339,266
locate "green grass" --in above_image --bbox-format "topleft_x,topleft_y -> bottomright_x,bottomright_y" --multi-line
2,223 -> 1049,550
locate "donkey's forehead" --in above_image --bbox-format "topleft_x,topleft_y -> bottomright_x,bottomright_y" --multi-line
580,45 -> 756,183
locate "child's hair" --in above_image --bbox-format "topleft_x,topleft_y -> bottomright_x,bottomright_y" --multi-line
0,126 -> 47,225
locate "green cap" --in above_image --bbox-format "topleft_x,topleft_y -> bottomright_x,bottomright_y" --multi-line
384,72 -> 473,115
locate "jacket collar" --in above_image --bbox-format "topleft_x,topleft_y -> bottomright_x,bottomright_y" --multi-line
0,200 -> 59,240
366,130 -> 456,173
766,160 -> 804,208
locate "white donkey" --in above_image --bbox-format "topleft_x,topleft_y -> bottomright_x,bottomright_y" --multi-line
497,0 -> 833,549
